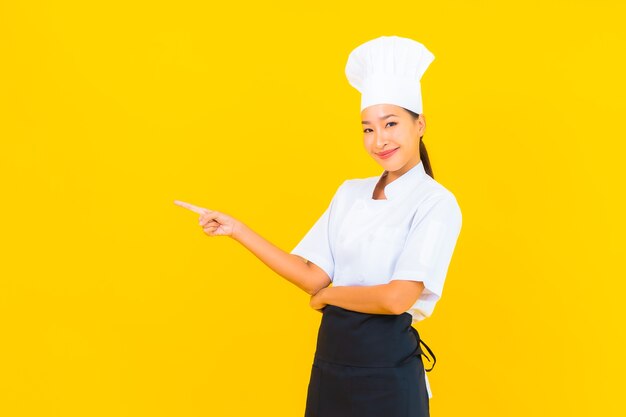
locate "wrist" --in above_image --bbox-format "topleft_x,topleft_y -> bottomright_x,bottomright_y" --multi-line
231,220 -> 246,241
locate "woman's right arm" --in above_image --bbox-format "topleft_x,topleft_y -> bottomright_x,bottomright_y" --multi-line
232,221 -> 332,296
174,200 -> 331,296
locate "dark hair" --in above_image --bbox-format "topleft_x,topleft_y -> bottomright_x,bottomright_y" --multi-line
403,107 -> 434,179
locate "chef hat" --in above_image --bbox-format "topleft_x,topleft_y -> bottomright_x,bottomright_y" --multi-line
345,35 -> 435,114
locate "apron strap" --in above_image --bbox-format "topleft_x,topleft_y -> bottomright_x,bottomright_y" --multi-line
408,326 -> 437,372
419,339 -> 437,372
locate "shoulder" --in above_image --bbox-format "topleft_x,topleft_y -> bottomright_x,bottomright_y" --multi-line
415,177 -> 462,223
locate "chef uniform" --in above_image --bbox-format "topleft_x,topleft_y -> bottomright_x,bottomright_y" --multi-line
292,36 -> 463,417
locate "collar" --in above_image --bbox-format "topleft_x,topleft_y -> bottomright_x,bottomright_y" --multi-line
378,160 -> 428,200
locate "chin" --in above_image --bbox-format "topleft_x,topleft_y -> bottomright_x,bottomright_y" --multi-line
379,160 -> 405,171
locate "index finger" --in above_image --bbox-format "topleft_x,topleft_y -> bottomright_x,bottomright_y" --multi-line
174,200 -> 209,215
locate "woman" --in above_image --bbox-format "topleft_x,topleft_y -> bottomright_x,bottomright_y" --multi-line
175,36 -> 462,417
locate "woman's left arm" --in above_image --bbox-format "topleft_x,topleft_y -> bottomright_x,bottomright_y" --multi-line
310,280 -> 424,315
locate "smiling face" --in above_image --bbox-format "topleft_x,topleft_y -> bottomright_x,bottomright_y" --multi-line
361,103 -> 426,176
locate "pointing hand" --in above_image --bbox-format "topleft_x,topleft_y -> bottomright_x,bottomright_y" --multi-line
174,200 -> 239,238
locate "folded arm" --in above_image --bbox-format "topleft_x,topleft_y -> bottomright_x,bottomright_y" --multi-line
312,279 -> 425,315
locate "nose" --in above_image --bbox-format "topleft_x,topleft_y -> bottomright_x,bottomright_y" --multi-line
374,129 -> 389,149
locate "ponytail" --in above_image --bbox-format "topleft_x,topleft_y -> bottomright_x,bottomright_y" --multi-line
419,138 -> 434,180
403,107 -> 434,179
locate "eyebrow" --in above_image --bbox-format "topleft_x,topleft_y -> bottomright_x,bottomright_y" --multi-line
361,114 -> 399,125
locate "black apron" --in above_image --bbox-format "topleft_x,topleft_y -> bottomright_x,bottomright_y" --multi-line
304,304 -> 436,417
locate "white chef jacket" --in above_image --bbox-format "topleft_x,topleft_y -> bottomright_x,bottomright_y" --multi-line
291,159 -> 463,399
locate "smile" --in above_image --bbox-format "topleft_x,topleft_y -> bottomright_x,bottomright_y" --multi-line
377,147 -> 399,159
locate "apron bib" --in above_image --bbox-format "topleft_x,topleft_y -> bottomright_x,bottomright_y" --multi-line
304,304 -> 436,417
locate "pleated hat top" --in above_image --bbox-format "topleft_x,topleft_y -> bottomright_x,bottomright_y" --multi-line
345,35 -> 435,114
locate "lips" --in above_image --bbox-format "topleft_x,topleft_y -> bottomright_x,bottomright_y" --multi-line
377,147 -> 399,158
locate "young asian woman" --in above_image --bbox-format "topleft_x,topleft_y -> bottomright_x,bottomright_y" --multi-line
175,35 -> 462,417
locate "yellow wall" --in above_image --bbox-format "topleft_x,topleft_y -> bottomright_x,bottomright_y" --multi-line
2,1 -> 624,416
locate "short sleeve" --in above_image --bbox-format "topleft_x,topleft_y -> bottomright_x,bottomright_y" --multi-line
290,182 -> 344,281
390,194 -> 462,298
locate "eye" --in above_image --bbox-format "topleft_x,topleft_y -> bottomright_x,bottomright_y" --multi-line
363,122 -> 396,133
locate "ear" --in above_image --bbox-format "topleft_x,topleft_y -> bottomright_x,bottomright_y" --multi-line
416,113 -> 426,137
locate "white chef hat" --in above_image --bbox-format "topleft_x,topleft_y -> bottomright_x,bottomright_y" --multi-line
345,35 -> 435,114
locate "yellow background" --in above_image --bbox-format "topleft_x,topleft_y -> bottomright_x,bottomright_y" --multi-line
2,1 -> 624,416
